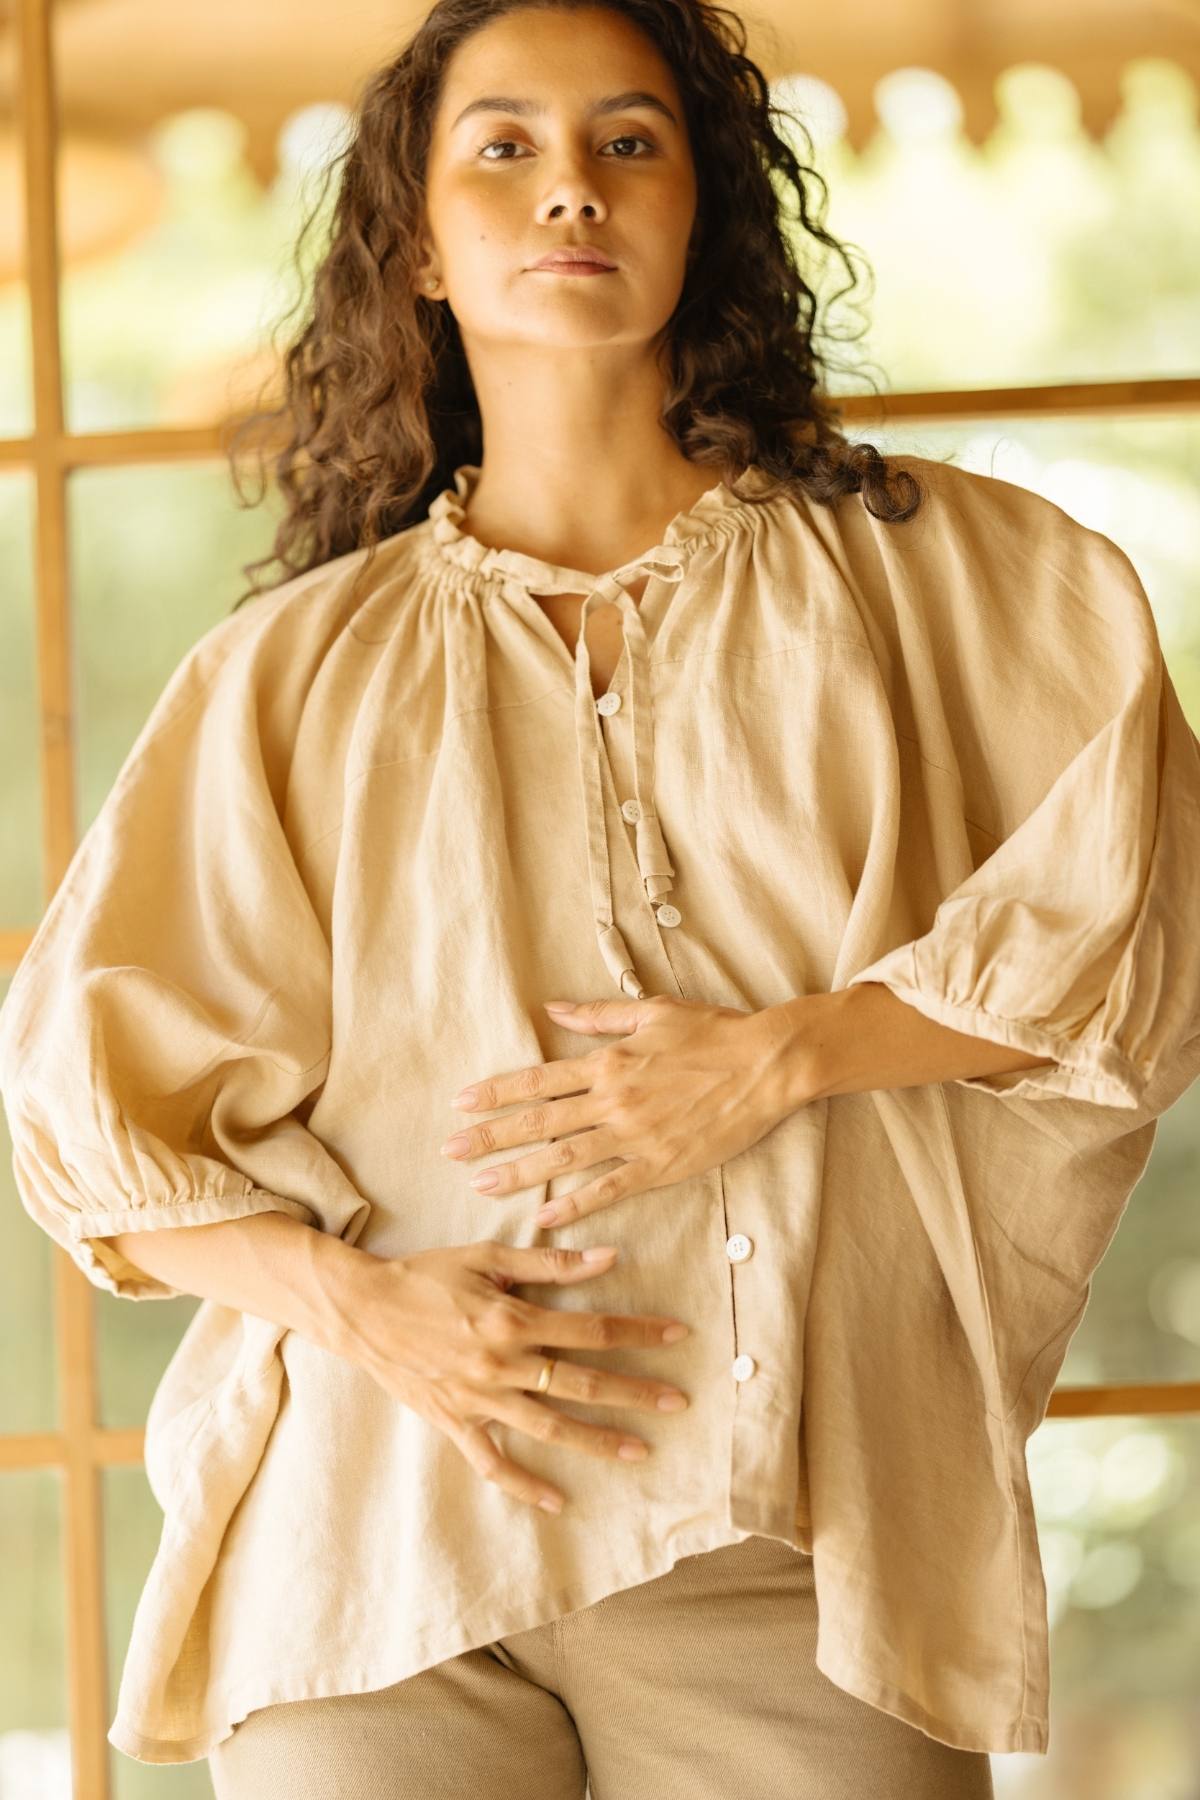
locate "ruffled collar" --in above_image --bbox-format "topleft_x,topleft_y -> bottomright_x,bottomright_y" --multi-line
422,458 -> 775,1001
427,460 -> 770,592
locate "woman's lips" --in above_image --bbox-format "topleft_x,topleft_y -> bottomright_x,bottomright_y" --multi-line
532,262 -> 618,276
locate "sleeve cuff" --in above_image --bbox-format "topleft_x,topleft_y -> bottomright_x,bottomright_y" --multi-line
68,1186 -> 319,1302
844,970 -> 1151,1110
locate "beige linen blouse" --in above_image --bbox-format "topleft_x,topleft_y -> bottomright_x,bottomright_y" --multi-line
3,454 -> 1200,1765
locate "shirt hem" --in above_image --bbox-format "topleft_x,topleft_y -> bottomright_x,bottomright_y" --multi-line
106,1507 -> 1046,1766
106,1515 -> 795,1765
812,1639 -> 1049,1756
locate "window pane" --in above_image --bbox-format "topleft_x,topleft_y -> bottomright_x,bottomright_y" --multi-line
69,458 -> 280,831
0,1470 -> 69,1799
800,58 -> 1199,395
52,0 -> 359,435
0,86 -> 33,438
97,1294 -> 203,1438
67,460 -> 278,1426
0,471 -> 42,927
0,976 -> 58,1435
103,1466 -> 214,1798
855,410 -> 1200,1387
855,412 -> 1200,714
993,1413 -> 1200,1796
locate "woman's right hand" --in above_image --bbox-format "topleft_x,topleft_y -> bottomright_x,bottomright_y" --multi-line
344,1237 -> 691,1515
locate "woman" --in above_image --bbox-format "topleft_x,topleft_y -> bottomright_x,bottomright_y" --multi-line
3,0 -> 1199,1795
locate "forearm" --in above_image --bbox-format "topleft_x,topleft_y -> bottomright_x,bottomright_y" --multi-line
765,980 -> 1058,1109
105,1210 -> 377,1362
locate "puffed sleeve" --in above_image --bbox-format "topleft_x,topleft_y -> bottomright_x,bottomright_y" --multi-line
844,489 -> 1200,1113
0,594 -> 372,1301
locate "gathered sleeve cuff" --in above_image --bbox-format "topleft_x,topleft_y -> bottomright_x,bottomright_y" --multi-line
846,524 -> 1200,1114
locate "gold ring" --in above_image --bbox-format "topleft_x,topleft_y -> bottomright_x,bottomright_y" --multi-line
535,1355 -> 556,1394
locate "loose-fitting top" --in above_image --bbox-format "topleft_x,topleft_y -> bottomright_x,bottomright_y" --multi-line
3,454 -> 1199,1763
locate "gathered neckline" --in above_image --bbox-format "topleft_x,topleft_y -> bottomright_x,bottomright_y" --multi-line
425,460 -> 773,593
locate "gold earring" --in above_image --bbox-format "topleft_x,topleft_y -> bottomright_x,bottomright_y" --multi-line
426,277 -> 439,291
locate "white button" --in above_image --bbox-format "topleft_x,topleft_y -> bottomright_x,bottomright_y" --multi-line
597,692 -> 622,715
621,798 -> 642,822
725,1233 -> 753,1263
655,903 -> 681,927
732,1354 -> 757,1382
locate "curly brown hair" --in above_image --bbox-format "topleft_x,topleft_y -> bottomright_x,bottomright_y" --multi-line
226,0 -> 927,611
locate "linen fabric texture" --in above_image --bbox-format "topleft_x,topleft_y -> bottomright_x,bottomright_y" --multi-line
2,453 -> 1199,1765
205,1533 -> 996,1800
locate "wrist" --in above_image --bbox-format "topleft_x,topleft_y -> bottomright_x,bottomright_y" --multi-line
756,989 -> 845,1114
298,1228 -> 391,1370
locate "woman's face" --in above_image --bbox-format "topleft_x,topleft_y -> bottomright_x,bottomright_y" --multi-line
419,5 -> 699,356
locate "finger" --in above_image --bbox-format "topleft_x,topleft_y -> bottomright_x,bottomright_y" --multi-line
477,1240 -> 691,1346
546,997 -> 647,1034
454,1057 -> 598,1117
505,1345 -> 690,1417
493,1388 -> 657,1467
534,1160 -> 646,1227
447,1095 -> 597,1163
451,1417 -> 568,1514
522,1294 -> 689,1352
471,1125 -> 616,1199
474,1239 -> 623,1284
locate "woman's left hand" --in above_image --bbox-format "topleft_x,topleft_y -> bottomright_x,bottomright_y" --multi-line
440,995 -> 802,1229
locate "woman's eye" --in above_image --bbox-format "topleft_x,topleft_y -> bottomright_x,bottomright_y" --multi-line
476,134 -> 655,161
476,137 -> 525,160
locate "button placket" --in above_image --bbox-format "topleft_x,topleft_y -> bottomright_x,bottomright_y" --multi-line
598,685 -> 685,934
612,786 -> 678,927
576,562 -> 686,998
595,705 -> 691,1004
727,1233 -> 756,1382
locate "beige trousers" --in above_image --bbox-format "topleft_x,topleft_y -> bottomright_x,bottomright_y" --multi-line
207,1533 -> 995,1799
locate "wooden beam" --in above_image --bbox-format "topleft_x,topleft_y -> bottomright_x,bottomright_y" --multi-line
834,376 -> 1200,422
2,1381 -> 1197,1481
1045,1381 -> 1200,1418
0,927 -> 34,967
16,0 -> 112,1794
0,376 -> 1195,478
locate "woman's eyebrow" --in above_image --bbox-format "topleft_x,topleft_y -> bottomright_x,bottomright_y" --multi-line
449,90 -> 679,132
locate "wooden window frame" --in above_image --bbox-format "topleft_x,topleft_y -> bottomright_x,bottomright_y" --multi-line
3,0 -> 1198,1792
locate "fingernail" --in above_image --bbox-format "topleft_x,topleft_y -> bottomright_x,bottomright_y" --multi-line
470,1172 -> 499,1191
538,1496 -> 564,1514
661,1323 -> 689,1343
582,1246 -> 618,1262
544,1001 -> 573,1012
